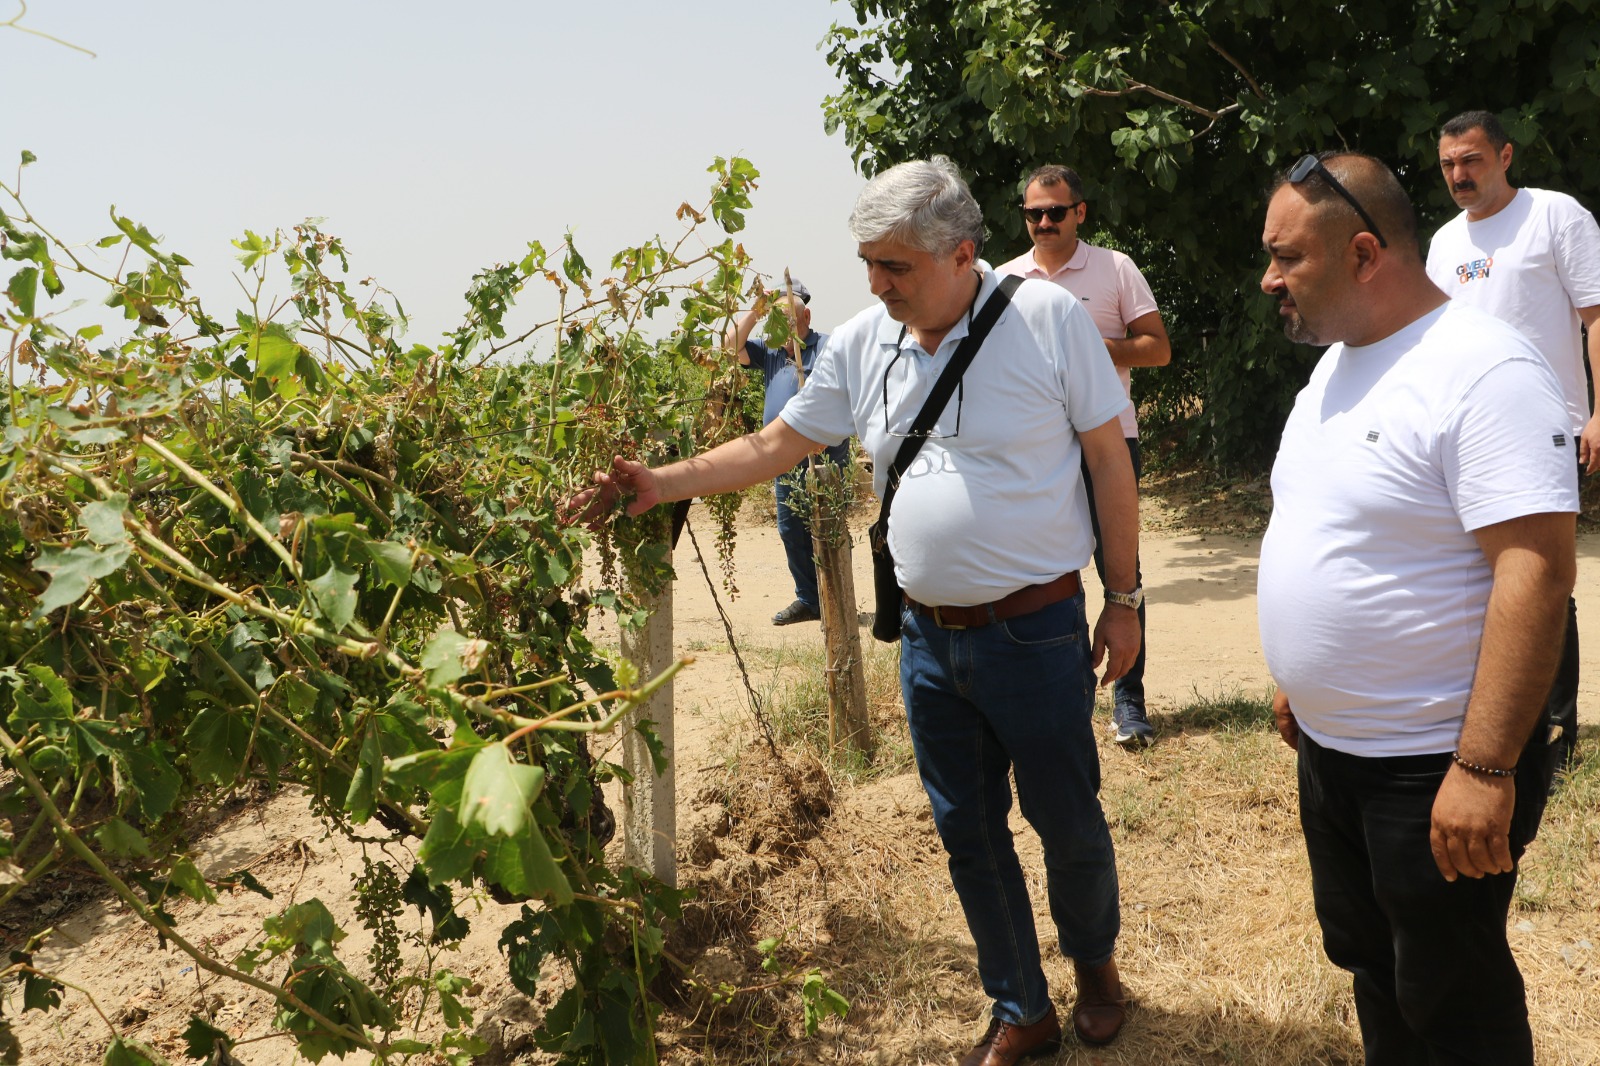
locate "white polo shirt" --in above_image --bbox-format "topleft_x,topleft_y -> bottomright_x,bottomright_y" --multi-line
997,243 -> 1159,438
1258,302 -> 1578,757
1427,187 -> 1600,437
779,266 -> 1128,607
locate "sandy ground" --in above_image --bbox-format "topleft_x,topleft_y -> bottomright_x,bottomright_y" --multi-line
12,506 -> 1600,1064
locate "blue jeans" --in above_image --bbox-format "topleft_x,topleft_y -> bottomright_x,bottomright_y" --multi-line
1080,437 -> 1145,714
1298,732 -> 1551,1065
774,448 -> 848,610
899,592 -> 1121,1025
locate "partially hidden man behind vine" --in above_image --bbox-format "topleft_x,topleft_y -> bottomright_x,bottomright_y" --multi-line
567,157 -> 1144,1065
1260,150 -> 1576,1066
723,278 -> 853,626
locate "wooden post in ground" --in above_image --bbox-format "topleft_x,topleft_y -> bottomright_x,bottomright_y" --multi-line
811,463 -> 872,758
621,578 -> 676,887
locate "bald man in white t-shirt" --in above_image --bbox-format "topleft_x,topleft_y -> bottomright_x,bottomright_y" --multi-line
1263,150 -> 1575,1066
999,164 -> 1170,750
1426,109 -> 1600,778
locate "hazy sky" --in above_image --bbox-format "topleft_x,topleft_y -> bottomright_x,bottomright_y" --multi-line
2,1 -> 878,348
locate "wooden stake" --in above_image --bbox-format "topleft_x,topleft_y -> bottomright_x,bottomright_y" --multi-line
811,463 -> 871,757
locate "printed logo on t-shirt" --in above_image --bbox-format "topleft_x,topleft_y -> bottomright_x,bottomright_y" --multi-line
1454,257 -> 1493,284
1554,433 -> 1569,447
1365,430 -> 1380,443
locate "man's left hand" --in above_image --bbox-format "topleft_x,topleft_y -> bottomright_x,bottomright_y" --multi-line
1090,604 -> 1140,687
1429,764 -> 1516,882
1580,413 -> 1600,475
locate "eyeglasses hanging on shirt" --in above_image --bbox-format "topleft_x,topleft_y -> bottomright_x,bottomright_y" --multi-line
881,344 -> 964,439
880,271 -> 986,439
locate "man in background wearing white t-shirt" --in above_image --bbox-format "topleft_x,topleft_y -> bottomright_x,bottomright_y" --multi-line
1261,151 -> 1576,1065
999,165 -> 1171,749
1426,109 -> 1600,777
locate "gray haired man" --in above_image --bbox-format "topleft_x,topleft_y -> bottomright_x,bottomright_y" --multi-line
569,157 -> 1142,1063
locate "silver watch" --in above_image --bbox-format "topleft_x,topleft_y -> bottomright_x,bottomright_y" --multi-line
1104,585 -> 1144,610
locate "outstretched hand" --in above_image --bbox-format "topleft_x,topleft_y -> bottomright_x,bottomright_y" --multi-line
560,455 -> 660,531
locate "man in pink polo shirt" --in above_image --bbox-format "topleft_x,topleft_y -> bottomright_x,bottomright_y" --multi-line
1000,164 -> 1171,748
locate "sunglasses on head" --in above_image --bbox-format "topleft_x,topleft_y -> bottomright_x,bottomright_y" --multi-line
1021,203 -> 1082,224
1288,154 -> 1388,248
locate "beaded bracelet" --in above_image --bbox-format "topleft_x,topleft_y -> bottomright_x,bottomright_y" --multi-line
1451,751 -> 1515,778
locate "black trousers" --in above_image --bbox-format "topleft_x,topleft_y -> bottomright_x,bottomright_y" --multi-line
1297,731 -> 1552,1066
1547,596 -> 1580,774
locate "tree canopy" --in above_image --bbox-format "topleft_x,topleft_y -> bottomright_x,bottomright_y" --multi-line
823,0 -> 1600,467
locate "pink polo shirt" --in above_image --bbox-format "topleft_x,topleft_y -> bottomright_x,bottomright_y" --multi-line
998,243 -> 1159,437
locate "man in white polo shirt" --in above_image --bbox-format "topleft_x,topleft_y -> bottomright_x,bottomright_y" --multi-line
570,157 -> 1143,1063
1426,109 -> 1600,777
999,164 -> 1170,749
1261,150 -> 1576,1065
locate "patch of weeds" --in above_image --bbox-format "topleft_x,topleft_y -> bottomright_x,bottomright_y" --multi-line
1515,730 -> 1600,910
1167,686 -> 1277,734
761,640 -> 912,781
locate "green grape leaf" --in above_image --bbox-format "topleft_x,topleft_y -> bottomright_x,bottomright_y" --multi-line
32,542 -> 131,617
306,563 -> 359,632
363,540 -> 414,588
459,744 -> 544,838
6,266 -> 38,318
168,857 -> 218,904
481,828 -> 572,905
95,816 -> 152,859
343,728 -> 384,824
420,628 -> 471,688
180,1015 -> 235,1060
102,1036 -> 170,1066
120,745 -> 182,821
183,706 -> 252,785
247,324 -> 304,400
79,493 -> 131,546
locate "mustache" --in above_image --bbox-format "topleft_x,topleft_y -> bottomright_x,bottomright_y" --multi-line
1453,180 -> 1477,192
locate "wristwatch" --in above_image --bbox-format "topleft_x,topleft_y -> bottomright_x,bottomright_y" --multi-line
1104,585 -> 1144,611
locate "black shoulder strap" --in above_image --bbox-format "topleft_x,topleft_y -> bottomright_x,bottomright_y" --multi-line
877,273 -> 1023,523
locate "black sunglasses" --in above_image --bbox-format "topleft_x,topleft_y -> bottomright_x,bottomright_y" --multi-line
1021,203 -> 1082,225
1288,154 -> 1388,248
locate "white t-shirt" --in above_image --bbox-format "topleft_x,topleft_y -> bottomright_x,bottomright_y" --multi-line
1426,187 -> 1600,437
779,266 -> 1128,606
1258,302 -> 1578,757
997,243 -> 1160,438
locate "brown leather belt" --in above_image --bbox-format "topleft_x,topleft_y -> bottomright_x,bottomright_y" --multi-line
905,571 -> 1081,630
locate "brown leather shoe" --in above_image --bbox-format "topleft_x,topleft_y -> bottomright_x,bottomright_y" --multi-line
957,1005 -> 1062,1066
1071,958 -> 1127,1046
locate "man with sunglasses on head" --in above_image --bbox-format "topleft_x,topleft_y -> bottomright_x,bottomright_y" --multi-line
724,279 -> 853,626
1426,109 -> 1600,780
1260,150 -> 1575,1066
999,165 -> 1169,750
569,156 -> 1143,1063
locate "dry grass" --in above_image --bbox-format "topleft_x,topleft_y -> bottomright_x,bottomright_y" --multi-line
664,682 -> 1600,1065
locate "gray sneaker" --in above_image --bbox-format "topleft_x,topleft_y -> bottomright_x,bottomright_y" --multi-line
1111,704 -> 1155,749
